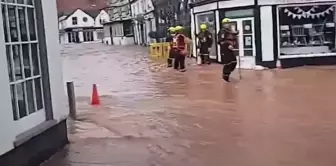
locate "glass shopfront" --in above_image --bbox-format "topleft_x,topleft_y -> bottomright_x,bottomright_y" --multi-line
195,11 -> 216,59
278,4 -> 336,57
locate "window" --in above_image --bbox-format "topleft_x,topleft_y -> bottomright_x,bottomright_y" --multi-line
68,31 -> 79,43
2,0 -> 44,120
72,17 -> 77,25
123,20 -> 133,36
97,30 -> 104,39
278,4 -> 336,56
141,0 -> 145,13
83,17 -> 88,22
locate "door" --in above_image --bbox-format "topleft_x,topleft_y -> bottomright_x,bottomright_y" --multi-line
226,18 -> 256,69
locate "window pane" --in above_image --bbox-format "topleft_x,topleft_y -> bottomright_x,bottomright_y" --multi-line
34,78 -> 43,110
8,5 -> 18,42
27,7 -> 36,40
27,0 -> 33,5
2,4 -> 9,42
31,43 -> 40,75
10,85 -> 18,120
17,0 -> 24,4
6,45 -> 14,82
13,44 -> 23,80
17,82 -> 27,118
278,5 -> 336,56
22,44 -> 31,77
26,80 -> 36,114
18,6 -> 28,41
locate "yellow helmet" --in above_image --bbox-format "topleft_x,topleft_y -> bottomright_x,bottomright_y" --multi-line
200,23 -> 207,30
168,26 -> 176,32
175,25 -> 183,31
221,18 -> 230,24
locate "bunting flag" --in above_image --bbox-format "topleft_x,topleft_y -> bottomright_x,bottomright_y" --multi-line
284,5 -> 334,19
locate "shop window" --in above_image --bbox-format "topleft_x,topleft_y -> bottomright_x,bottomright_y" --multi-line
278,5 -> 336,56
97,30 -> 104,39
72,17 -> 78,25
83,31 -> 94,42
123,20 -> 133,36
68,31 -> 80,43
2,0 -> 45,120
195,11 -> 216,58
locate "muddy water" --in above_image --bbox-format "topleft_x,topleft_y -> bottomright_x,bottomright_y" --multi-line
43,43 -> 336,166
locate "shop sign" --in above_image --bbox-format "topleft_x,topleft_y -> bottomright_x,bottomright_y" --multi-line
259,0 -> 336,5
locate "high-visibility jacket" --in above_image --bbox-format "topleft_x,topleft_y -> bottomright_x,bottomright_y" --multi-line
172,34 -> 187,50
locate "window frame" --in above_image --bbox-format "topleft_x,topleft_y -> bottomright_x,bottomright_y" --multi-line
276,2 -> 336,59
72,16 -> 78,25
0,0 -> 54,133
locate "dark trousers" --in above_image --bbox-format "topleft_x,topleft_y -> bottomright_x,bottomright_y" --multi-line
167,51 -> 174,67
200,54 -> 211,64
174,53 -> 186,70
223,61 -> 237,76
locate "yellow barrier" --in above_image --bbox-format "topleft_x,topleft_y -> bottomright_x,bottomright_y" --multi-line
149,42 -> 171,59
161,42 -> 170,59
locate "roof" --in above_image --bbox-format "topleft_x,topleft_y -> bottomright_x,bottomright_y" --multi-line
60,8 -> 104,20
57,0 -> 108,15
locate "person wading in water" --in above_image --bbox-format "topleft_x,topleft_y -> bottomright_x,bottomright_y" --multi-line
196,23 -> 213,65
218,18 -> 239,82
166,26 -> 176,67
171,25 -> 190,72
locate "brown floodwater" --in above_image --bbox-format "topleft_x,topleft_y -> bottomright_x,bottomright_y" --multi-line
42,43 -> 336,166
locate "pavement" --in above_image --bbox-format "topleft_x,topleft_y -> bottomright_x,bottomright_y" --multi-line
41,43 -> 336,166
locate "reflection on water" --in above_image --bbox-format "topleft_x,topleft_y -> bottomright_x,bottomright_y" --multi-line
43,43 -> 336,166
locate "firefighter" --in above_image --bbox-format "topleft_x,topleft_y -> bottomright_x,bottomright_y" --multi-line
166,26 -> 176,67
172,25 -> 189,72
218,18 -> 239,82
196,23 -> 213,65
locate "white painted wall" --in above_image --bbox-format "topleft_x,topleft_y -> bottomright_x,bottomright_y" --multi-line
0,0 -> 67,155
65,9 -> 95,29
218,0 -> 254,9
260,6 -> 275,62
113,36 -> 134,45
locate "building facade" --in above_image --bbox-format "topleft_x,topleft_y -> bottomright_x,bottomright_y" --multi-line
131,0 -> 156,45
190,0 -> 336,69
0,0 -> 68,165
58,9 -> 110,44
103,0 -> 134,45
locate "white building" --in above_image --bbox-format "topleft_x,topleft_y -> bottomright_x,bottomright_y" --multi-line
103,0 -> 135,45
131,0 -> 156,45
59,9 -> 110,44
0,0 -> 68,165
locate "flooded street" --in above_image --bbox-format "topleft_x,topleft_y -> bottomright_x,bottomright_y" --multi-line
43,43 -> 336,166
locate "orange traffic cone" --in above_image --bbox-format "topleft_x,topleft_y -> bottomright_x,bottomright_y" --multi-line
91,84 -> 100,105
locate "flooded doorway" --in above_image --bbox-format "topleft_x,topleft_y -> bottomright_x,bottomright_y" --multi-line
228,17 -> 256,69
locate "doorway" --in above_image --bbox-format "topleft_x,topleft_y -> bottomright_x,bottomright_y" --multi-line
225,17 -> 256,69
68,32 -> 80,43
83,31 -> 94,42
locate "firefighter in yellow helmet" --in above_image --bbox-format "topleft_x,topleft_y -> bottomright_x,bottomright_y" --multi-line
217,18 -> 239,82
196,23 -> 213,65
170,25 -> 188,72
166,26 -> 176,67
